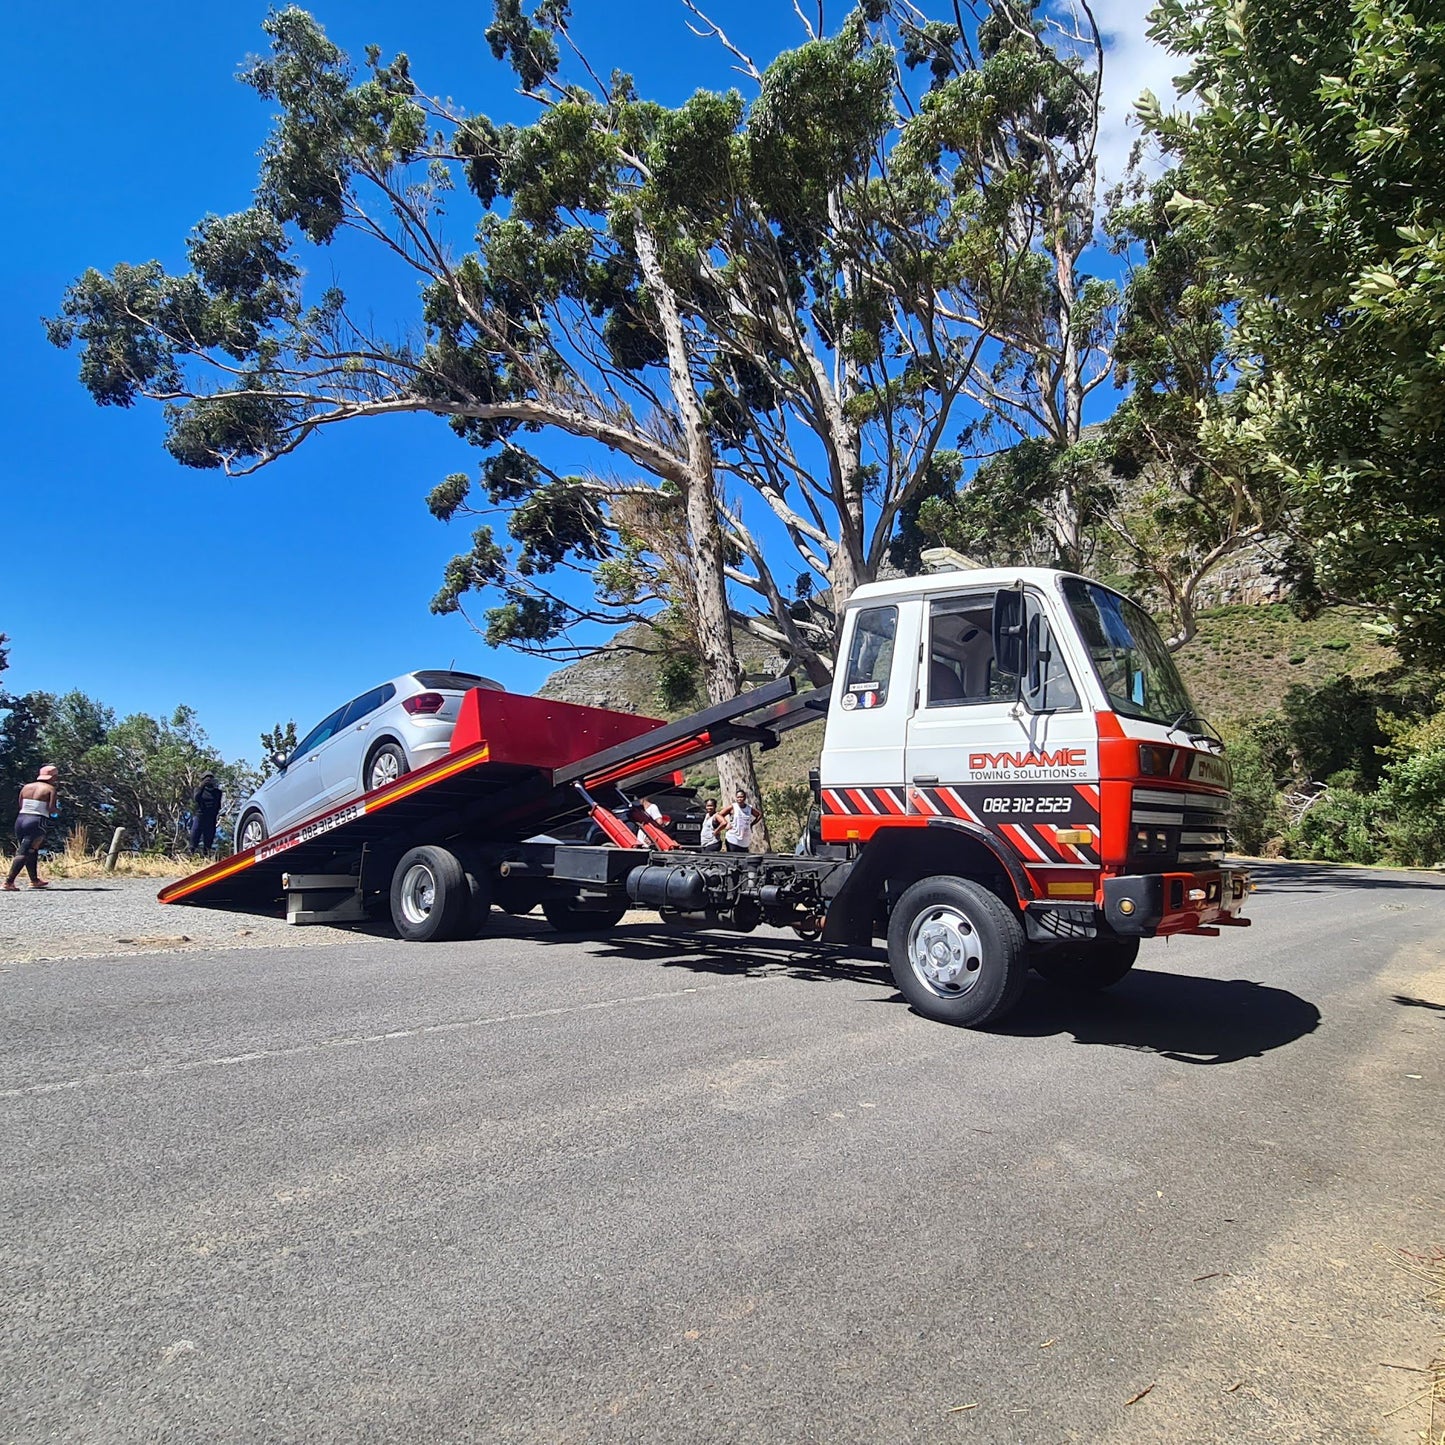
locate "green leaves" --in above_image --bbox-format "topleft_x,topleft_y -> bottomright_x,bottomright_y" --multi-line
1148,0 -> 1445,662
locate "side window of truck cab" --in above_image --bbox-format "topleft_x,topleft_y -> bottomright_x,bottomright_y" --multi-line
927,590 -> 1079,713
840,606 -> 898,712
926,595 -> 1014,706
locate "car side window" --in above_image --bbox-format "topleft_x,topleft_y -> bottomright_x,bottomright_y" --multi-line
341,684 -> 395,728
926,594 -> 1012,707
292,707 -> 346,761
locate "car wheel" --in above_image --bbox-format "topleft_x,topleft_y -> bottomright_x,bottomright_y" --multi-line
389,845 -> 468,942
238,812 -> 267,852
366,741 -> 408,794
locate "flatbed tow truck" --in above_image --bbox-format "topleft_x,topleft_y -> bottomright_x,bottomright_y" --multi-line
162,568 -> 1250,1027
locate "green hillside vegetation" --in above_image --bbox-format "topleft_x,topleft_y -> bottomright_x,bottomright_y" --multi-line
541,603 -> 1445,866
1171,605 -> 1397,722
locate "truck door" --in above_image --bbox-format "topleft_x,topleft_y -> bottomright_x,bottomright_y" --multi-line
819,599 -> 920,789
905,587 -> 1093,835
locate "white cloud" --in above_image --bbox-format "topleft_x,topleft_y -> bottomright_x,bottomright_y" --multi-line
1085,0 -> 1194,182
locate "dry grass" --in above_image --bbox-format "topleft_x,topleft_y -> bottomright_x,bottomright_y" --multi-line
1392,1247 -> 1445,1443
3,826 -> 200,881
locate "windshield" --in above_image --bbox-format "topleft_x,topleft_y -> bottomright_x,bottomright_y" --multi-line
1061,579 -> 1194,726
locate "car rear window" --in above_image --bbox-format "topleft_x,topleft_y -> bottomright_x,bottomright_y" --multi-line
413,671 -> 498,692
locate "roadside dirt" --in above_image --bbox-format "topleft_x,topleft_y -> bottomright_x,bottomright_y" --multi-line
0,877 -> 379,964
1093,939 -> 1444,1445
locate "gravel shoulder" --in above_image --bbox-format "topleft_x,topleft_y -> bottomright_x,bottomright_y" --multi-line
0,877 -> 375,963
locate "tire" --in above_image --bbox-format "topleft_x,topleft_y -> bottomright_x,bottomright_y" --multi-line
238,811 -> 267,852
452,846 -> 495,938
1032,936 -> 1140,991
541,899 -> 629,934
389,845 -> 469,942
886,876 -> 1028,1027
366,741 -> 408,794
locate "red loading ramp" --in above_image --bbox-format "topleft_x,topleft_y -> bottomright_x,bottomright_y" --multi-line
449,689 -> 661,765
159,691 -> 664,911
159,676 -> 826,916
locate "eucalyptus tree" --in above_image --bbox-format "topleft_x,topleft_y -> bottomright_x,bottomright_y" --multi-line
48,5 -> 772,808
48,1 -> 1110,774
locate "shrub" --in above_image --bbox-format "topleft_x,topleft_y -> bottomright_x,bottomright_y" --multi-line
1377,747 -> 1445,866
1286,787 -> 1381,864
1282,676 -> 1389,784
762,782 -> 814,851
1222,722 -> 1287,854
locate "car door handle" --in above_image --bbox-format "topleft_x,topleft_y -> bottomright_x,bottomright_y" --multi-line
912,774 -> 939,785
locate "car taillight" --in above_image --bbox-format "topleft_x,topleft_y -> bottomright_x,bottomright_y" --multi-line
403,692 -> 446,715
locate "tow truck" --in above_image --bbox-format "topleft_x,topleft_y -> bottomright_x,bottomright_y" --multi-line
162,567 -> 1249,1027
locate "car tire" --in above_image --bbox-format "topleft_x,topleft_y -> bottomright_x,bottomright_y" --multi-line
1032,936 -> 1140,991
541,899 -> 629,934
886,876 -> 1028,1027
237,811 -> 267,852
366,741 -> 408,794
389,845 -> 469,942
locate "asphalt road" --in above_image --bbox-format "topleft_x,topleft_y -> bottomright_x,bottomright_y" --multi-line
2,863 -> 1441,1444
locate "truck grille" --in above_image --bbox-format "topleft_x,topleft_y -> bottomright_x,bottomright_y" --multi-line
1132,787 -> 1229,864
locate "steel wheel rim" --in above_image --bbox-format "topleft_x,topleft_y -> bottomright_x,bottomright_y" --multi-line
371,751 -> 401,790
906,904 -> 984,997
240,818 -> 264,850
400,863 -> 436,925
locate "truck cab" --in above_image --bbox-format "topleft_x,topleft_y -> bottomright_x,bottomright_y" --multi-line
818,567 -> 1248,997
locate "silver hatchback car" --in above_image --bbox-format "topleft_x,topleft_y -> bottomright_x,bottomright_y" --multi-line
234,670 -> 502,849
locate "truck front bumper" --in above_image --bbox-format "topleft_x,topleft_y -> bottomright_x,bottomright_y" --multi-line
1102,867 -> 1251,937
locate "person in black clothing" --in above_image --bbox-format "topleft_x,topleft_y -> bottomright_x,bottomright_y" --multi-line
189,772 -> 223,855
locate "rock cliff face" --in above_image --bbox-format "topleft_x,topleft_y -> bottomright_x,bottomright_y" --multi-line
536,626 -> 661,714
1191,546 -> 1289,609
537,624 -> 786,717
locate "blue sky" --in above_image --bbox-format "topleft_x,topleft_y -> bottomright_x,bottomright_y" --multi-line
4,0 -> 1167,765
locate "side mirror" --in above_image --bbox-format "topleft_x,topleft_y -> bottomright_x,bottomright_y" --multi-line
992,589 -> 1029,678
270,751 -> 289,772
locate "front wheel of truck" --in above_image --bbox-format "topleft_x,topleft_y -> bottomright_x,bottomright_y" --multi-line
886,876 -> 1028,1027
1032,936 -> 1139,990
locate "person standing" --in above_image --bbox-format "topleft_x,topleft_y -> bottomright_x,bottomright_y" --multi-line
189,771 -> 224,855
632,795 -> 664,846
4,764 -> 59,891
719,788 -> 760,853
698,797 -> 722,852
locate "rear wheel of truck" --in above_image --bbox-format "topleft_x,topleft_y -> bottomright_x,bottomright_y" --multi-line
390,845 -> 469,942
541,899 -> 629,934
886,876 -> 1028,1027
452,846 -> 495,938
1032,936 -> 1139,991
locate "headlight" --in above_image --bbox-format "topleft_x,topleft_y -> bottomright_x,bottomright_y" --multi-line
1138,744 -> 1175,776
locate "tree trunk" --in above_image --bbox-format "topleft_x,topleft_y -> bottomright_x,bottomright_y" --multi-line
634,223 -> 768,845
